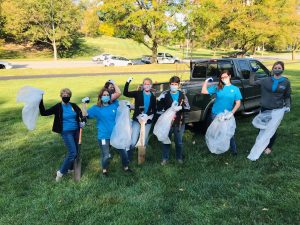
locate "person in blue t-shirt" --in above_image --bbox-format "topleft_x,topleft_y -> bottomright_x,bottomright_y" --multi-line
202,70 -> 242,155
87,88 -> 132,176
39,88 -> 86,182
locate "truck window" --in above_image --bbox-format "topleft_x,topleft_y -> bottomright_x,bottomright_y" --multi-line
218,61 -> 234,77
192,62 -> 207,78
250,60 -> 269,78
166,53 -> 172,58
238,60 -> 251,79
158,53 -> 163,57
207,63 -> 219,78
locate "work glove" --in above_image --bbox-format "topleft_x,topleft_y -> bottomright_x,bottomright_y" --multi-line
127,77 -> 133,83
108,79 -> 115,85
224,112 -> 233,120
82,97 -> 90,103
157,92 -> 166,101
205,77 -> 213,82
284,107 -> 290,113
80,122 -> 86,128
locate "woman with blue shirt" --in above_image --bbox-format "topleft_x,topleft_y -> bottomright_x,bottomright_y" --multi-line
123,77 -> 157,162
202,70 -> 242,155
87,88 -> 131,176
39,88 -> 85,182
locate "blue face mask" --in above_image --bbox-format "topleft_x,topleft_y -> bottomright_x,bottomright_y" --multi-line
101,96 -> 110,103
170,85 -> 178,92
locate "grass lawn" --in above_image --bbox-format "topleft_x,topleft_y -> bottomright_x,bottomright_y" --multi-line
0,65 -> 299,224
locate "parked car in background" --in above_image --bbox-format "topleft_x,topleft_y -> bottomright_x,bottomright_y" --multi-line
141,55 -> 151,64
92,53 -> 113,62
103,56 -> 133,66
0,61 -> 13,69
141,53 -> 180,64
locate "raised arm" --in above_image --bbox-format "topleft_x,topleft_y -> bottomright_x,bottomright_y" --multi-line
123,77 -> 138,98
39,98 -> 57,116
201,77 -> 213,94
111,83 -> 121,101
249,71 -> 261,86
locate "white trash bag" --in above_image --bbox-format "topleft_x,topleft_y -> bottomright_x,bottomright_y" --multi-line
247,108 -> 286,161
110,100 -> 132,150
16,86 -> 44,130
153,102 -> 182,144
205,111 -> 236,154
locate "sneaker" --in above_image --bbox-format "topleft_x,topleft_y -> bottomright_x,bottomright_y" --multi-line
264,148 -> 272,155
55,171 -> 63,182
177,159 -> 184,164
161,160 -> 167,166
67,169 -> 74,174
124,167 -> 133,173
102,171 -> 109,177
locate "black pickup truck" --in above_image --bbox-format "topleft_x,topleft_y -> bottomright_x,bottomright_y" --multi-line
152,58 -> 271,128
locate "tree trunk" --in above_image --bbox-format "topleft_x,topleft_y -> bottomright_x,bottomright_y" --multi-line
292,49 -> 296,61
151,40 -> 158,64
52,39 -> 57,61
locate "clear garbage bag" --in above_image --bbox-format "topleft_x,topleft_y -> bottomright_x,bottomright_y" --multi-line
205,111 -> 236,154
252,110 -> 272,129
247,108 -> 286,161
16,86 -> 44,130
110,100 -> 132,150
153,102 -> 182,144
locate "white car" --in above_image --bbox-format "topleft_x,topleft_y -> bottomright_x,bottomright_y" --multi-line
0,61 -> 13,69
141,55 -> 151,64
103,56 -> 133,66
157,52 -> 180,64
92,53 -> 113,62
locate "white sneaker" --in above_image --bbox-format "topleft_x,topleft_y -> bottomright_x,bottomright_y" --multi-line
56,171 -> 63,182
67,169 -> 74,174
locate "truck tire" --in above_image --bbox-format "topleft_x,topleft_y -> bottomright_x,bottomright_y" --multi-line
0,65 -> 5,69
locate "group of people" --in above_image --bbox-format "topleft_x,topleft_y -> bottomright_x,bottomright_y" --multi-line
39,61 -> 291,182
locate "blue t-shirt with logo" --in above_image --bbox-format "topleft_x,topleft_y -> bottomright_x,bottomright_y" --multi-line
208,85 -> 243,115
171,91 -> 179,103
143,91 -> 151,113
62,103 -> 78,131
87,101 -> 119,140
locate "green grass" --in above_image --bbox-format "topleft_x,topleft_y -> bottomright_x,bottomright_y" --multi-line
0,65 -> 299,224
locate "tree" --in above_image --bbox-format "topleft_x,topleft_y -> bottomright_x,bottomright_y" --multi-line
98,0 -> 183,63
2,0 -> 82,60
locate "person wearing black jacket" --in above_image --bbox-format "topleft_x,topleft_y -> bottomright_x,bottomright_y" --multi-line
39,88 -> 85,182
123,77 -> 157,161
157,76 -> 190,165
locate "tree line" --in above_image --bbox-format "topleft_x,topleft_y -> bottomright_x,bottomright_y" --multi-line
0,0 -> 299,60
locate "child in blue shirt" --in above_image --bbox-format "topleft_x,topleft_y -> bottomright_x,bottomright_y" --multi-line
87,88 -> 132,176
202,70 -> 242,155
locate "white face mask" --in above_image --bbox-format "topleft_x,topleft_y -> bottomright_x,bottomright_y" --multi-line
143,85 -> 152,91
221,77 -> 230,85
170,85 -> 179,92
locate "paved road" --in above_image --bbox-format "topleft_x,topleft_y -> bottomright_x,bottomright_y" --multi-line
0,70 -> 189,81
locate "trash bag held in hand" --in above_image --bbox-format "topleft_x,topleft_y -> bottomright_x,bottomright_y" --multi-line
16,86 -> 44,130
110,100 -> 132,150
205,111 -> 236,154
247,108 -> 286,161
153,102 -> 182,144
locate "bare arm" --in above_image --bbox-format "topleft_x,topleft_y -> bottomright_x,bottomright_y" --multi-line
201,79 -> 210,94
111,83 -> 121,101
232,100 -> 241,114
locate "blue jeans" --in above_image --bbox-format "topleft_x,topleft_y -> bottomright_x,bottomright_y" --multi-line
60,130 -> 79,174
98,139 -> 129,169
162,124 -> 185,161
127,120 -> 152,161
210,113 -> 237,154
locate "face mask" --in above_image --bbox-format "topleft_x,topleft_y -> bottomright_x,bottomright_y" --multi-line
170,85 -> 179,92
101,96 -> 110,103
221,78 -> 230,85
143,85 -> 152,91
62,97 -> 70,103
273,69 -> 283,76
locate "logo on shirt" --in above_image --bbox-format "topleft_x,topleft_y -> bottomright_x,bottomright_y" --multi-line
230,89 -> 235,93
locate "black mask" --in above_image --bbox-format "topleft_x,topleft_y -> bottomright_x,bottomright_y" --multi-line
62,97 -> 70,103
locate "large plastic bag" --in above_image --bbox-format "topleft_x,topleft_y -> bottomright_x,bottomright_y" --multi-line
153,102 -> 182,144
16,86 -> 44,130
205,111 -> 236,154
110,100 -> 132,150
247,108 -> 286,161
252,110 -> 272,129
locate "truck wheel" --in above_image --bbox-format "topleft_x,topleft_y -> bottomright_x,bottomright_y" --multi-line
0,65 -> 5,69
